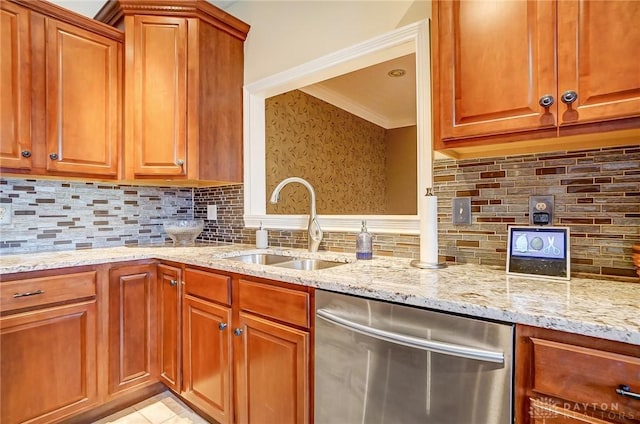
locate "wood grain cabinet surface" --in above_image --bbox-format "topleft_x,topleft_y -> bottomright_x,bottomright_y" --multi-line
0,0 -> 123,178
108,263 -> 159,398
234,279 -> 311,424
96,0 -> 250,185
181,268 -> 233,424
158,263 -> 182,392
0,269 -> 99,424
432,0 -> 640,158
515,324 -> 640,424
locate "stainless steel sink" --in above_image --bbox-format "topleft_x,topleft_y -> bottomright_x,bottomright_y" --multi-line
226,253 -> 292,265
273,258 -> 345,271
225,253 -> 346,270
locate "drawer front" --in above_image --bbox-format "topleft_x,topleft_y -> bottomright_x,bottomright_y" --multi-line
529,398 -> 611,424
1,271 -> 97,313
531,338 -> 640,418
184,268 -> 231,306
238,279 -> 309,328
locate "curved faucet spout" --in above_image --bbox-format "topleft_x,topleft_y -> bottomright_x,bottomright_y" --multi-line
270,177 -> 323,252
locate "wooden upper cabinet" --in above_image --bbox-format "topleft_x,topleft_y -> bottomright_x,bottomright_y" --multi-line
129,16 -> 188,178
557,0 -> 640,127
44,18 -> 122,177
1,0 -> 123,178
0,1 -> 32,170
96,0 -> 250,184
434,0 -> 557,141
433,0 -> 640,157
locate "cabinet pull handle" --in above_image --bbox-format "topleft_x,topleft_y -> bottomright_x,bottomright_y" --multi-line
13,289 -> 45,298
616,385 -> 640,401
219,322 -> 228,330
49,153 -> 59,160
538,95 -> 554,108
169,279 -> 178,287
233,328 -> 243,336
561,90 -> 578,105
21,150 -> 32,158
176,159 -> 184,166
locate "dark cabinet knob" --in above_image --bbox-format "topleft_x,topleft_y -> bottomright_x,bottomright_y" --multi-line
538,95 -> 554,108
561,90 -> 578,105
49,153 -> 59,160
169,279 -> 178,287
176,159 -> 184,166
21,150 -> 32,158
233,328 -> 243,336
218,322 -> 228,331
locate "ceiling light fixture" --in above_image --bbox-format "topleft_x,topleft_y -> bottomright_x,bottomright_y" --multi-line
387,69 -> 406,77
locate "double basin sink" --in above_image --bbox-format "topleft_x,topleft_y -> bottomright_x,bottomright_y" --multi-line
225,253 -> 346,271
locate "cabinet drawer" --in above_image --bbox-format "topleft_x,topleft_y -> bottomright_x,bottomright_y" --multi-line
238,279 -> 309,328
184,268 -> 231,306
531,338 -> 640,418
529,398 -> 611,424
1,271 -> 97,313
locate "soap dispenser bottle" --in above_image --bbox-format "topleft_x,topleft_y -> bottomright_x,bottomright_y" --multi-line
356,220 -> 373,260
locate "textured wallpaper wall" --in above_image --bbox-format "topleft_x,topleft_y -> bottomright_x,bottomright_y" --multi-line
265,89 -> 388,215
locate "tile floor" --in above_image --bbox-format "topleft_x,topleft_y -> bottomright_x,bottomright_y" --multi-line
93,391 -> 210,424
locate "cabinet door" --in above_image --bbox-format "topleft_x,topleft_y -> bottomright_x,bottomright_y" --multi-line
182,295 -> 232,424
108,264 -> 158,397
557,0 -> 640,126
0,1 -> 32,170
128,15 -> 187,177
434,0 -> 557,143
235,312 -> 310,424
158,263 -> 182,392
1,301 -> 98,424
44,18 -> 121,177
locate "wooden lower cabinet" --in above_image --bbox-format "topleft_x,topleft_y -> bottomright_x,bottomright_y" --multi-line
182,294 -> 233,423
158,263 -> 182,392
0,268 -> 99,424
108,263 -> 158,397
516,324 -> 640,424
1,301 -> 99,424
234,311 -> 310,424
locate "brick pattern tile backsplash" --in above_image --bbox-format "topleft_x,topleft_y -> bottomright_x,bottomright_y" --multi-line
0,179 -> 193,252
1,145 -> 638,278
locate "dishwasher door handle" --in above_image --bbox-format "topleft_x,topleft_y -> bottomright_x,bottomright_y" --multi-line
316,308 -> 505,364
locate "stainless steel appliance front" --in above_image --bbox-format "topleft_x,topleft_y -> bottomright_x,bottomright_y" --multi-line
315,290 -> 513,424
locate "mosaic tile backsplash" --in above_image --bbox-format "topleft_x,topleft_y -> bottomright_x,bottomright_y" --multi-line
1,145 -> 638,279
0,179 -> 193,252
198,145 -> 640,279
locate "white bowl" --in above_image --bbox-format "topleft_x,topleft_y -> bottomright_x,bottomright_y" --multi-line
163,219 -> 204,246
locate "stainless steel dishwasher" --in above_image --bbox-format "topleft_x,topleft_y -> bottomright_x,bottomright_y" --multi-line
315,290 -> 513,424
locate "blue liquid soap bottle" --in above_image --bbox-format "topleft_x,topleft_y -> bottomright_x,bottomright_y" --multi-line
356,220 -> 373,260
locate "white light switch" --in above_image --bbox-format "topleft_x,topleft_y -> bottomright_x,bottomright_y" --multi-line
0,204 -> 12,225
207,205 -> 217,221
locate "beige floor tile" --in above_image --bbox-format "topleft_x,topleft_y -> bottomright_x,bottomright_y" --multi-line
136,402 -> 177,423
106,411 -> 151,424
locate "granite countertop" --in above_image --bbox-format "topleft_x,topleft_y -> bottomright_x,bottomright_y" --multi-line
1,244 -> 639,346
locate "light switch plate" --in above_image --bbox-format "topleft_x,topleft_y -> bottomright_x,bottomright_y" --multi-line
0,204 -> 12,225
207,204 -> 217,221
452,197 -> 472,225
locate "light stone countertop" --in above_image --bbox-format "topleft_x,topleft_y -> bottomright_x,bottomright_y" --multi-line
1,244 -> 639,346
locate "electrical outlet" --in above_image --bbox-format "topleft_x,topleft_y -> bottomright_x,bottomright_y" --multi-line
207,204 -> 217,221
529,195 -> 554,225
452,197 -> 472,225
0,204 -> 12,225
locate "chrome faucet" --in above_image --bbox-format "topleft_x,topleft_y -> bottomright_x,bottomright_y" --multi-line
269,177 -> 323,253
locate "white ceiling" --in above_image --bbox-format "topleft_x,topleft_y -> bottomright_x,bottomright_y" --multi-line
300,53 -> 416,129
